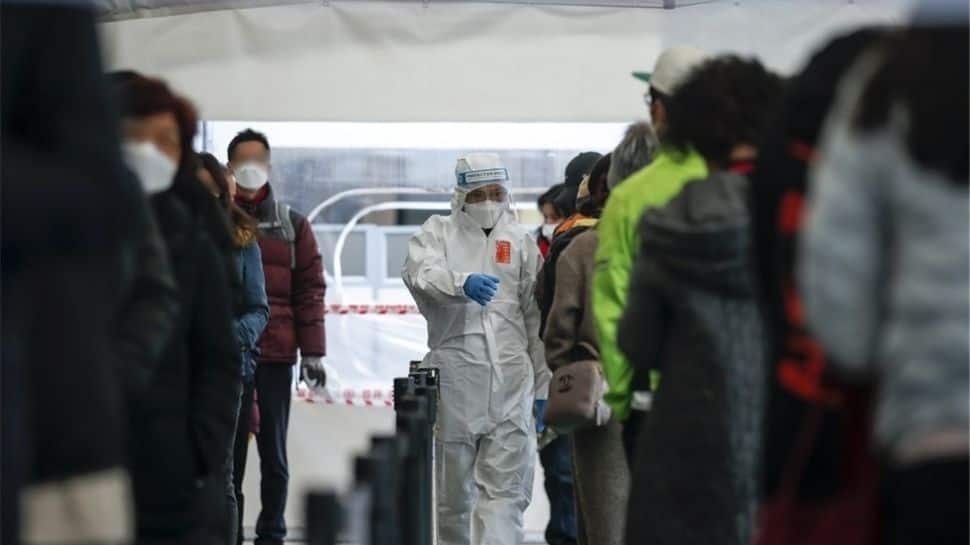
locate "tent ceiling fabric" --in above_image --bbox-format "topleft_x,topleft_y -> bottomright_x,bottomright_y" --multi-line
96,0 -> 316,21
96,0 -> 717,20
98,0 -> 911,122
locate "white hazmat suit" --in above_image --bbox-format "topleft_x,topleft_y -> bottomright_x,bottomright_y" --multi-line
403,154 -> 551,545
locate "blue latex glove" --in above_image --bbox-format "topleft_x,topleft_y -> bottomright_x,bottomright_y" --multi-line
534,399 -> 547,434
463,273 -> 501,306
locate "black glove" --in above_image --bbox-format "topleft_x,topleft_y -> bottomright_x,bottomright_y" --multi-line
302,356 -> 327,391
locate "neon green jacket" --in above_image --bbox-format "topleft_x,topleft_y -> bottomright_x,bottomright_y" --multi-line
593,147 -> 708,420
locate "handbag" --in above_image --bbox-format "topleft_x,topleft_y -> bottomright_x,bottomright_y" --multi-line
754,401 -> 879,545
544,342 -> 610,432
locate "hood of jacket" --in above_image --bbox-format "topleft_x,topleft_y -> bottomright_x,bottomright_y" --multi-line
638,171 -> 753,297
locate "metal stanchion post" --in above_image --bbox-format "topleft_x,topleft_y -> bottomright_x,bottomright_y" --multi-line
396,395 -> 429,545
355,446 -> 398,545
396,367 -> 439,545
307,368 -> 440,545
305,491 -> 341,545
427,369 -> 439,545
369,436 -> 401,545
394,376 -> 414,406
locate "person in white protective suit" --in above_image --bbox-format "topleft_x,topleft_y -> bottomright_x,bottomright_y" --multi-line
403,153 -> 552,545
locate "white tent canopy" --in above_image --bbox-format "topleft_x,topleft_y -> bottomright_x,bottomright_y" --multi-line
95,0 -> 721,20
98,0 -> 912,122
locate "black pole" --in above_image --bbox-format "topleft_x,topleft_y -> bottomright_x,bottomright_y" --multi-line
396,395 -> 432,545
305,491 -> 341,545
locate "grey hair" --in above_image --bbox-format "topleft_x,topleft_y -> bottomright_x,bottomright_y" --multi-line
607,121 -> 660,190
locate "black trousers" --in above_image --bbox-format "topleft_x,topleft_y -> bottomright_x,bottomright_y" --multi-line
882,456 -> 969,545
232,364 -> 293,545
622,409 -> 646,470
539,434 -> 578,545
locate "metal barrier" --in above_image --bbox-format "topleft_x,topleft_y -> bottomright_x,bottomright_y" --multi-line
306,367 -> 439,545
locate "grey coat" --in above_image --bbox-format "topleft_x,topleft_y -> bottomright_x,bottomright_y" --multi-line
619,172 -> 764,545
800,98 -> 969,461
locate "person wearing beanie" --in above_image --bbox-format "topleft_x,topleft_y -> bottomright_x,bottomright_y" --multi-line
553,151 -> 602,237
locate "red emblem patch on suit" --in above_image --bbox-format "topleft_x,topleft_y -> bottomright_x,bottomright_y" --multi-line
495,240 -> 512,264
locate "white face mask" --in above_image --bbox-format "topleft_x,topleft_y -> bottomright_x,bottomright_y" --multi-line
465,201 -> 505,230
541,223 -> 557,239
122,141 -> 177,195
235,163 -> 269,191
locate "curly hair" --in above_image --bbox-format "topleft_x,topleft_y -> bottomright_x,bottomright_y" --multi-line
664,56 -> 785,166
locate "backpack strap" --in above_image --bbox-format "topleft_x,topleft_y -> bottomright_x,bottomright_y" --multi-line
277,202 -> 297,270
257,202 -> 298,270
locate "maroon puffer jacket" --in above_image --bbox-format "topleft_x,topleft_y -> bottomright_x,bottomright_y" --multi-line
238,186 -> 326,364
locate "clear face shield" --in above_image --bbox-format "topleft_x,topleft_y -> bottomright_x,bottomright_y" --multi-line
464,184 -> 509,206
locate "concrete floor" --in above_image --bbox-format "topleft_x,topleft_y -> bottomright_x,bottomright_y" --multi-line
239,400 -> 550,544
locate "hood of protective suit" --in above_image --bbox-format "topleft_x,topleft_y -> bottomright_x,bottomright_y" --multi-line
637,172 -> 752,297
455,152 -> 510,191
453,152 -> 513,228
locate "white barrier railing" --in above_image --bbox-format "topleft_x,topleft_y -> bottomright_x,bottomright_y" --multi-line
330,200 -> 538,303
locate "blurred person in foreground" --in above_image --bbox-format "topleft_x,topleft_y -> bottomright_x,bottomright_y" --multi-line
199,152 -> 270,545
2,4 -> 147,544
799,3 -> 969,544
114,73 -> 242,545
230,128 -> 327,545
593,46 -> 709,461
749,28 -> 885,545
403,153 -> 551,545
619,55 -> 784,545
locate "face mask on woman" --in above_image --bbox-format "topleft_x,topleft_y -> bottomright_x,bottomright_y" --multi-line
541,223 -> 557,240
122,141 -> 177,195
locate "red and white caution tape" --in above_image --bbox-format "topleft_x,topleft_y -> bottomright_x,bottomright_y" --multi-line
325,304 -> 421,315
297,384 -> 395,408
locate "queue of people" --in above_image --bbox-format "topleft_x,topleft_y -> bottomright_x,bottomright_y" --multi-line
3,1 -> 968,545
3,5 -> 328,543
405,3 -> 967,545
